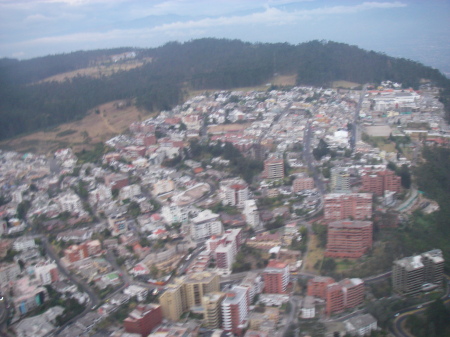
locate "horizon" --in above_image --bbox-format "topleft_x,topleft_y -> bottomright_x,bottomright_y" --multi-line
1,0 -> 449,75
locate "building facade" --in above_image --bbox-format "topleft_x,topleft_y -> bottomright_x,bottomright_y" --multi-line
324,193 -> 372,221
123,304 -> 163,337
325,220 -> 373,258
263,260 -> 289,294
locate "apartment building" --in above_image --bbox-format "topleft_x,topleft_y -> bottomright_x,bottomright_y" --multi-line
325,278 -> 364,316
292,176 -> 314,193
307,276 -> 335,299
325,220 -> 373,258
34,260 -> 59,285
123,304 -> 163,337
263,260 -> 289,294
263,157 -> 284,180
221,286 -> 249,335
220,179 -> 249,208
330,168 -> 351,193
202,292 -> 225,329
324,193 -> 372,221
191,210 -> 223,241
392,249 -> 444,295
361,169 -> 401,196
243,200 -> 260,228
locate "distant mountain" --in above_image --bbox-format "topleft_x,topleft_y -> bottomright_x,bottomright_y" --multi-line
1,38 -> 450,141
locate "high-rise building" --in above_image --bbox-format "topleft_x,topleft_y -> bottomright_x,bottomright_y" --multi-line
326,283 -> 344,316
184,272 -> 220,308
331,168 -> 351,193
307,276 -> 335,299
240,272 -> 264,304
326,220 -> 373,258
191,210 -> 223,241
361,169 -> 401,196
221,286 -> 249,335
123,304 -> 163,337
159,281 -> 186,321
243,200 -> 260,228
324,193 -> 372,221
263,260 -> 289,294
202,292 -> 225,329
392,249 -> 444,295
34,261 -> 59,285
292,176 -> 314,193
263,157 -> 284,180
340,278 -> 364,310
220,179 -> 250,208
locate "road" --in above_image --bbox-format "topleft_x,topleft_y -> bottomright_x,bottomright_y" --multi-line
391,275 -> 450,337
41,237 -> 101,335
303,120 -> 325,196
394,187 -> 419,212
350,85 -> 367,151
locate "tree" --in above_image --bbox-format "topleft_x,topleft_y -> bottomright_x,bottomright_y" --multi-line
127,201 -> 141,218
17,200 -> 31,220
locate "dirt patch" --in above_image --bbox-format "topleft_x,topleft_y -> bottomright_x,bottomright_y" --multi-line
304,234 -> 325,272
332,80 -> 361,89
364,125 -> 392,137
271,74 -> 297,86
38,60 -> 147,83
0,100 -> 151,154
208,123 -> 252,134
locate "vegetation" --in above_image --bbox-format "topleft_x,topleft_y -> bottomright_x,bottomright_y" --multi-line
2,39 -> 450,141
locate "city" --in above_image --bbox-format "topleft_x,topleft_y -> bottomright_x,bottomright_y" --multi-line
0,82 -> 449,337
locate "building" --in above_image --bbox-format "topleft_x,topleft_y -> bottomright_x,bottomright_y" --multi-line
240,272 -> 264,304
392,249 -> 444,296
243,200 -> 260,228
56,192 -> 83,214
202,292 -> 225,329
108,212 -> 128,236
119,184 -> 142,201
324,193 -> 372,221
123,304 -> 163,337
307,276 -> 335,299
161,204 -> 189,224
34,261 -> 59,285
325,278 -> 365,316
326,283 -> 344,316
0,262 -> 21,286
220,179 -> 250,208
191,210 -> 223,241
208,229 -> 243,273
361,169 -> 401,196
263,157 -> 284,180
301,296 -> 316,319
64,240 -> 102,263
331,168 -> 351,193
13,237 -> 36,251
221,286 -> 249,335
325,220 -> 373,258
263,260 -> 289,294
105,173 -> 129,190
344,314 -> 378,337
184,272 -> 220,308
292,176 -> 314,193
159,281 -> 186,321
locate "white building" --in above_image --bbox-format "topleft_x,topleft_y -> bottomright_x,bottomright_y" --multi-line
161,204 -> 189,224
191,210 -> 223,241
34,261 -> 59,285
301,296 -> 315,319
220,179 -> 249,208
221,285 -> 249,334
13,237 -> 36,251
119,184 -> 142,201
0,263 -> 21,286
123,285 -> 148,302
56,192 -> 83,214
344,314 -> 378,336
243,200 -> 260,227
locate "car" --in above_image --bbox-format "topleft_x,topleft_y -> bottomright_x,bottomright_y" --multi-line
417,305 -> 423,309
395,313 -> 399,317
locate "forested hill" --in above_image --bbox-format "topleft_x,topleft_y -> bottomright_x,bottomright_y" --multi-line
1,38 -> 450,141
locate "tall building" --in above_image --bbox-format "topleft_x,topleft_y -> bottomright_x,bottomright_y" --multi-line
159,281 -> 186,321
221,286 -> 249,335
159,272 -> 220,321
220,179 -> 250,208
325,220 -> 373,258
392,249 -> 444,295
34,261 -> 59,285
263,260 -> 289,294
123,304 -> 163,337
243,200 -> 260,228
207,229 -> 242,273
183,272 -> 220,308
191,210 -> 223,241
324,193 -> 372,221
323,278 -> 365,316
108,211 -> 128,236
240,272 -> 264,304
292,176 -> 314,193
361,169 -> 401,196
307,276 -> 335,299
331,168 -> 351,193
202,292 -> 225,329
263,157 -> 284,180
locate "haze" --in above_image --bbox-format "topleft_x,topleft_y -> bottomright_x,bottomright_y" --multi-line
1,0 -> 449,75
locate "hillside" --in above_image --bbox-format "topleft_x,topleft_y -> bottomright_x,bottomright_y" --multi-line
1,38 -> 450,142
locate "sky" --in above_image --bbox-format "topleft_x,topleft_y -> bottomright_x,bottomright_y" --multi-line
1,0 -> 449,75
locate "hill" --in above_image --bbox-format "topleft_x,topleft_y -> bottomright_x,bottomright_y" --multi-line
1,38 -> 450,142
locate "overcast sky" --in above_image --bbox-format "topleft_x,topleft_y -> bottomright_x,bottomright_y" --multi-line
1,0 -> 449,75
